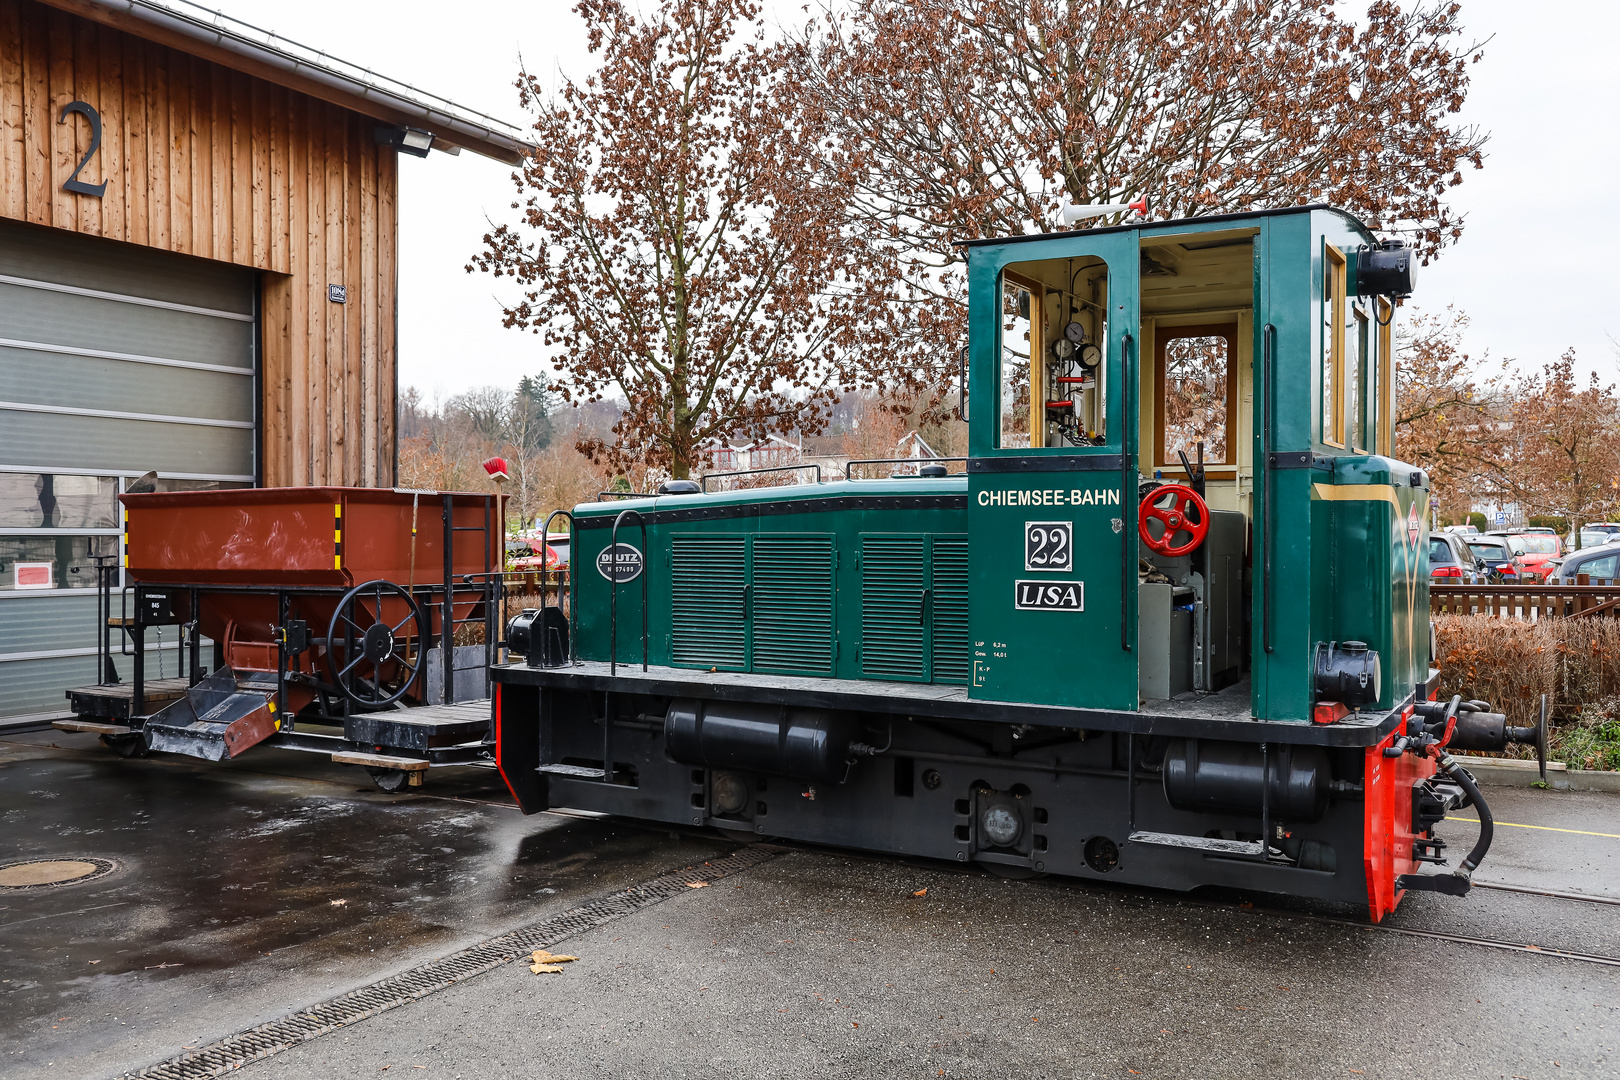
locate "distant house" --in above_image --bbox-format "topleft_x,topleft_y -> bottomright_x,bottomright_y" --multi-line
700,434 -> 803,476
896,431 -> 941,460
703,430 -> 948,484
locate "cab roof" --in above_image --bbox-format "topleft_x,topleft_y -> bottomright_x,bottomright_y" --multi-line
954,203 -> 1366,249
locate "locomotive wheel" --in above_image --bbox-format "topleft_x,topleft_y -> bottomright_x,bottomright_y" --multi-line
367,766 -> 411,792
325,580 -> 427,708
1139,483 -> 1210,557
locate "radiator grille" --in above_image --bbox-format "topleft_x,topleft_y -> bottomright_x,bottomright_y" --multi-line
860,536 -> 928,681
671,535 -> 746,669
930,536 -> 971,685
751,535 -> 835,676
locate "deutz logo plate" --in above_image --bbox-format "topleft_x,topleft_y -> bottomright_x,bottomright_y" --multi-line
1014,579 -> 1083,611
596,543 -> 644,583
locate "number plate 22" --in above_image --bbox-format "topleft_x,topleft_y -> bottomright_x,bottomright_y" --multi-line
1024,521 -> 1072,572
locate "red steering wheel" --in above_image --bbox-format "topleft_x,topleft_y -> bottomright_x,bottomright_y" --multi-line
1139,483 -> 1210,558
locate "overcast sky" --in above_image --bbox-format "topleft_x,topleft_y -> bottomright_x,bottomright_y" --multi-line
204,0 -> 1620,399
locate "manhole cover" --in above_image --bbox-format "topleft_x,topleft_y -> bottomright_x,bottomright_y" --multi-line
0,857 -> 116,890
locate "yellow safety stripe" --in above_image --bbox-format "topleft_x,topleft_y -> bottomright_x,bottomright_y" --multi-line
1309,483 -> 1429,513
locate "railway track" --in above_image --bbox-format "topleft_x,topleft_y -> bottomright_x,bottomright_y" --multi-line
727,831 -> 1620,969
1246,895 -> 1620,969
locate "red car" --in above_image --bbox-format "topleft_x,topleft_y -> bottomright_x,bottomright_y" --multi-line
1488,531 -> 1561,582
509,534 -> 570,574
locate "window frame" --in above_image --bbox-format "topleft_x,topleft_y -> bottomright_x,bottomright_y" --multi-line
1349,302 -> 1369,453
1153,321 -> 1239,476
1000,268 -> 1047,450
1321,243 -> 1347,448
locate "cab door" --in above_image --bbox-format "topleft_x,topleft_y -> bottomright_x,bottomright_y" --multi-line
963,231 -> 1141,710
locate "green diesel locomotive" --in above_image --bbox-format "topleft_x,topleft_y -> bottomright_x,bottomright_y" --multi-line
494,204 -> 1538,921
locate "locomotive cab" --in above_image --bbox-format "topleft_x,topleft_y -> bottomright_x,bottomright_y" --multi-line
962,211 -> 1411,725
965,224 -> 1261,712
493,205 -> 1533,922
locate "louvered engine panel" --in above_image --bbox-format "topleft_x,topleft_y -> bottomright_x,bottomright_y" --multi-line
751,535 -> 835,676
860,536 -> 929,681
930,536 -> 971,685
671,535 -> 747,669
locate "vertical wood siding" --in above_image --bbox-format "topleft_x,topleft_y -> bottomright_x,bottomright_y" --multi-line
0,0 -> 397,487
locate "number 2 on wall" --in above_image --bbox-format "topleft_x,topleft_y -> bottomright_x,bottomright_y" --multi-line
57,101 -> 108,198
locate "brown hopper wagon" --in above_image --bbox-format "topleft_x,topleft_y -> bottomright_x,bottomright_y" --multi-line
57,487 -> 511,789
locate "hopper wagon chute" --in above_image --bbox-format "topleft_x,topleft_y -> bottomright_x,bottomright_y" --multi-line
57,487 -> 509,789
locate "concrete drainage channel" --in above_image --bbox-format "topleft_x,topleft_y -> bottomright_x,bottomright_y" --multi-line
122,845 -> 784,1080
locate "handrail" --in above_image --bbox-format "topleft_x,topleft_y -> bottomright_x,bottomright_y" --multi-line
608,509 -> 649,676
700,464 -> 822,491
844,457 -> 968,480
1120,331 -> 1134,653
541,509 -> 575,666
597,490 -> 652,500
1262,322 -> 1276,654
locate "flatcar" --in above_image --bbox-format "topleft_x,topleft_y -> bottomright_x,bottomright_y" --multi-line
492,204 -> 1542,921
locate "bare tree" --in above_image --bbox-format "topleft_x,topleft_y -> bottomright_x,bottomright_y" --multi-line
471,0 -> 918,479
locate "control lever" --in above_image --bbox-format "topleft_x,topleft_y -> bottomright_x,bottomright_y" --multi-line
1176,442 -> 1207,499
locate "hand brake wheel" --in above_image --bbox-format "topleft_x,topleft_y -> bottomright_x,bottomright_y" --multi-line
1138,483 -> 1210,558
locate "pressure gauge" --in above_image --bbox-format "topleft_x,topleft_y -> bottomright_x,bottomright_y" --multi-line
1052,338 -> 1076,360
1077,342 -> 1102,369
1064,321 -> 1088,345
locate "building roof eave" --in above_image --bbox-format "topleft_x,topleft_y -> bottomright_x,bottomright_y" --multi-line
50,0 -> 534,164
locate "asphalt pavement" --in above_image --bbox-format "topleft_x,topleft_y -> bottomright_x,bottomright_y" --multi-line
2,730 -> 1617,1080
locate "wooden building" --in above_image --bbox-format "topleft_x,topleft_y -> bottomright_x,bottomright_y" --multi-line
0,0 -> 529,718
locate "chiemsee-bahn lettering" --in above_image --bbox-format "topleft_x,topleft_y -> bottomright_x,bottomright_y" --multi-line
978,487 -> 1121,507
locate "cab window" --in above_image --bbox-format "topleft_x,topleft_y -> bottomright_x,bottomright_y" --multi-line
999,257 -> 1109,449
1155,325 -> 1234,469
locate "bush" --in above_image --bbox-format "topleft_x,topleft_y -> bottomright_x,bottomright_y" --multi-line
1467,511 -> 1487,531
1528,515 -> 1570,533
1435,615 -> 1620,767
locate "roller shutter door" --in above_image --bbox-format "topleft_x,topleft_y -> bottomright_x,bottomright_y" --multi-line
0,219 -> 256,718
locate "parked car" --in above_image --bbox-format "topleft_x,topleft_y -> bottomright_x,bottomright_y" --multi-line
1487,530 -> 1562,582
1550,542 -> 1620,585
1443,524 -> 1479,535
1428,533 -> 1488,583
1464,535 -> 1528,582
509,533 -> 570,574
1578,523 -> 1620,549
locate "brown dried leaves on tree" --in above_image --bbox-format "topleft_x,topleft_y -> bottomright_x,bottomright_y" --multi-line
470,0 -> 918,479
796,0 -> 1486,424
1394,307 -> 1502,504
1495,354 -> 1620,542
802,0 -> 1486,253
1395,308 -> 1620,537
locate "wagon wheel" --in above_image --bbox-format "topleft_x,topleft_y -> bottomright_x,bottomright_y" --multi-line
324,580 -> 427,708
367,766 -> 412,793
